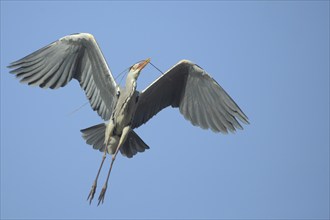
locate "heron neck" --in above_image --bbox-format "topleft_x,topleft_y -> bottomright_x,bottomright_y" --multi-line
125,76 -> 137,91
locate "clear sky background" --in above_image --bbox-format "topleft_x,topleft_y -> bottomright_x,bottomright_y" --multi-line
1,1 -> 329,219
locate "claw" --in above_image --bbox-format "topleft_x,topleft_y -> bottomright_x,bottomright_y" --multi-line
97,184 -> 108,206
87,181 -> 97,205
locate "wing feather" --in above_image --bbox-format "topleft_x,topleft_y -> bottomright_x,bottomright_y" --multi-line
41,58 -> 67,88
132,60 -> 249,133
17,59 -> 46,81
8,33 -> 118,120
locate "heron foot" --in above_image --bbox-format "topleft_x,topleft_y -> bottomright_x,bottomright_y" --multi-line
97,184 -> 108,206
87,181 -> 97,205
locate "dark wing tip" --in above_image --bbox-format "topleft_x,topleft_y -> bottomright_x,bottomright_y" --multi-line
238,110 -> 250,125
243,117 -> 250,125
8,68 -> 16,74
7,61 -> 21,69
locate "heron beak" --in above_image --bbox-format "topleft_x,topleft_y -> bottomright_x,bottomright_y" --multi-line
137,58 -> 151,70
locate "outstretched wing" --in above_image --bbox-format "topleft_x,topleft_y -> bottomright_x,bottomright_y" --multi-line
132,60 -> 249,133
8,33 -> 118,120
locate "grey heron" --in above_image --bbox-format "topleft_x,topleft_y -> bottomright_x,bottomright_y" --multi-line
8,33 -> 249,205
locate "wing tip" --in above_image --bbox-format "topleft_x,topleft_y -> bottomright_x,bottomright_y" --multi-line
8,68 -> 17,74
239,113 -> 250,125
7,61 -> 21,69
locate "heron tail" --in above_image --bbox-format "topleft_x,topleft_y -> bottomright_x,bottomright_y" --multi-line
81,123 -> 106,151
120,129 -> 150,158
80,123 -> 149,158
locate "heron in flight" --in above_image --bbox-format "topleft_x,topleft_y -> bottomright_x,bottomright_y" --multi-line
8,33 -> 249,205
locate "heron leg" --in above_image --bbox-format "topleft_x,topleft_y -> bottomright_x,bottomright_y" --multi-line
87,150 -> 106,204
87,124 -> 114,204
97,126 -> 131,205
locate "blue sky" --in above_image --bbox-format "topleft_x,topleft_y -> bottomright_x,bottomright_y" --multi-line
1,1 -> 329,219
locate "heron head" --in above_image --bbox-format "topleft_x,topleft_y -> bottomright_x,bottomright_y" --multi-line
129,58 -> 150,79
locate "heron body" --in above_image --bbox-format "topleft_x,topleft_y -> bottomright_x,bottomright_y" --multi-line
104,65 -> 145,155
8,33 -> 249,205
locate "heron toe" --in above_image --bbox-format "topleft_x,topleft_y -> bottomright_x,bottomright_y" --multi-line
87,181 -> 97,204
98,184 -> 108,205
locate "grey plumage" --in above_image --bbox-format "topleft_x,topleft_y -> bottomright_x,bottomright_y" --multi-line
8,33 -> 249,204
132,60 -> 249,133
81,123 -> 149,158
8,33 -> 117,121
8,33 -> 249,157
